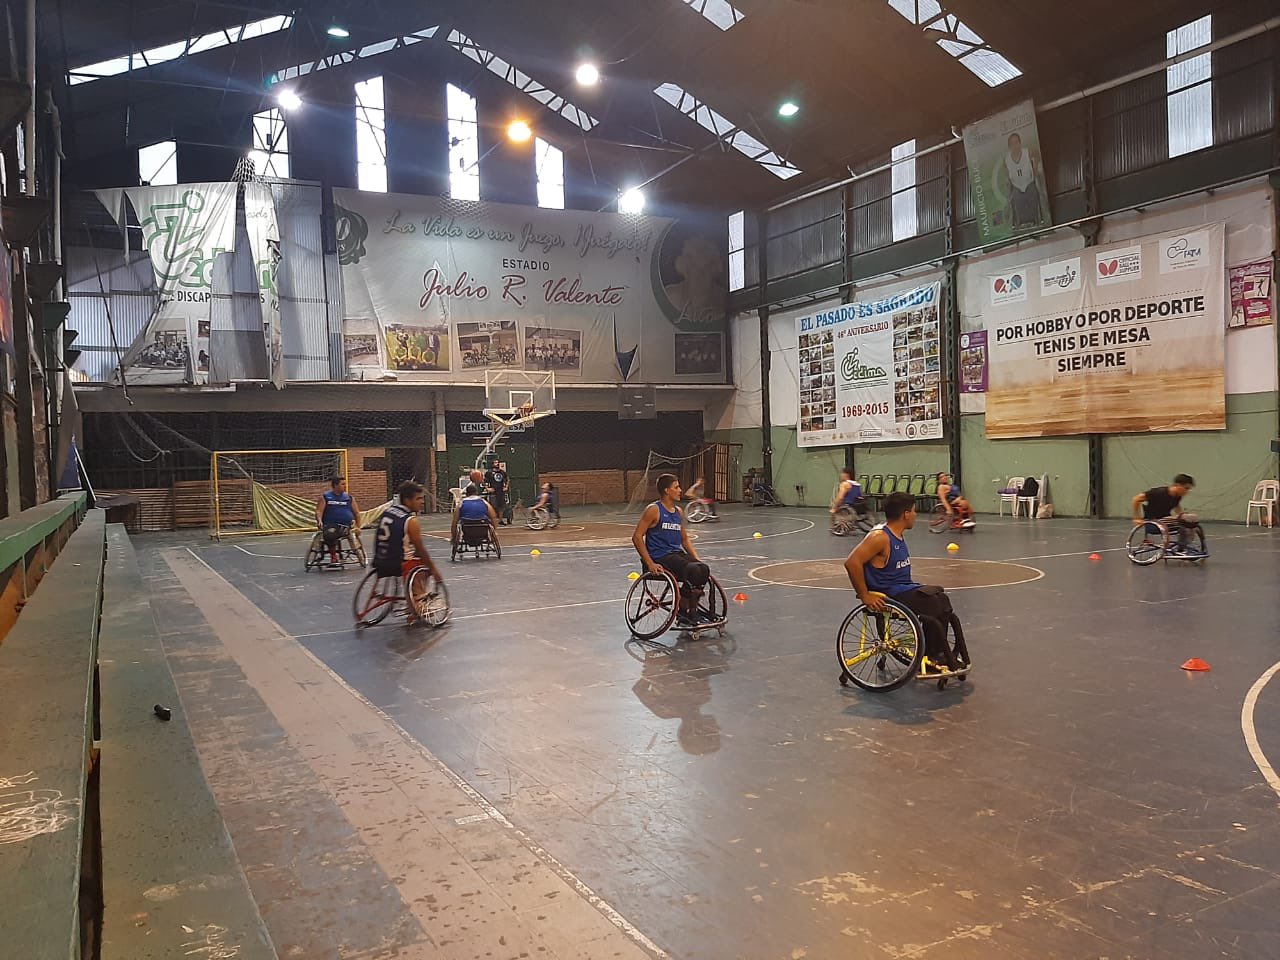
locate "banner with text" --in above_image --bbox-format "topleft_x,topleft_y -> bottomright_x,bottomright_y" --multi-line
796,282 -> 943,447
334,189 -> 726,384
985,223 -> 1226,438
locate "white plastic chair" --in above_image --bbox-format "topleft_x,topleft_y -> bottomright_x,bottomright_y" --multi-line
1017,475 -> 1045,519
998,477 -> 1024,516
449,487 -> 463,510
1245,479 -> 1279,527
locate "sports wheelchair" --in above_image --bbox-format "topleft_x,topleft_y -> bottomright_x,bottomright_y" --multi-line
624,567 -> 728,642
305,524 -> 366,571
451,519 -> 502,561
526,505 -> 560,531
353,564 -> 450,628
831,500 -> 875,537
836,593 -> 970,692
928,503 -> 976,534
1126,517 -> 1207,565
685,498 -> 718,523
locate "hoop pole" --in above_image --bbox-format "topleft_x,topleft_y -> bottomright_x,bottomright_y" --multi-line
211,450 -> 221,540
475,422 -> 511,470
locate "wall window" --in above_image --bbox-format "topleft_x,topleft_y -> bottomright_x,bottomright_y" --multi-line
354,75 -> 387,192
890,139 -> 918,242
447,83 -> 480,201
1167,15 -> 1213,158
138,140 -> 177,185
728,210 -> 745,291
535,137 -> 564,209
249,108 -> 289,178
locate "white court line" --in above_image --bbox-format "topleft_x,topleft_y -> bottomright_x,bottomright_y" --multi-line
746,557 -> 1045,591
180,549 -> 670,959
1241,659 -> 1280,801
1002,547 -> 1125,562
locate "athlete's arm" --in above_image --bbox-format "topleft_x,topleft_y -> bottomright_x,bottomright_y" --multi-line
450,502 -> 462,541
678,507 -> 699,561
406,516 -> 442,581
832,480 -> 850,513
350,497 -> 362,530
485,501 -> 499,525
315,496 -> 326,528
938,483 -> 953,513
844,530 -> 889,611
632,504 -> 663,575
1131,492 -> 1147,524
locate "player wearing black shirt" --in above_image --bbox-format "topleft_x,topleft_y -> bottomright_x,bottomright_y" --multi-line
1132,474 -> 1198,546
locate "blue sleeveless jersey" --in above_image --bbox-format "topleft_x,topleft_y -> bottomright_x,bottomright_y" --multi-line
864,527 -> 920,597
644,501 -> 684,560
840,482 -> 863,507
322,490 -> 355,525
459,496 -> 490,521
944,484 -> 962,503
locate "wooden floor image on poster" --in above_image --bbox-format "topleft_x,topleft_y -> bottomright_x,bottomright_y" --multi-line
986,372 -> 1225,438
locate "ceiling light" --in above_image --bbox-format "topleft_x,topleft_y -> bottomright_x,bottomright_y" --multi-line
507,119 -> 533,143
618,187 -> 645,215
575,62 -> 600,86
277,88 -> 302,110
327,25 -> 350,39
778,100 -> 799,117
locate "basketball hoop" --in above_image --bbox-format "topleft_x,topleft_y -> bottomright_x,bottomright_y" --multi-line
475,370 -> 557,469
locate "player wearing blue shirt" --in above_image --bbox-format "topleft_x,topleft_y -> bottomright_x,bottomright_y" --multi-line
314,475 -> 364,566
632,473 -> 719,627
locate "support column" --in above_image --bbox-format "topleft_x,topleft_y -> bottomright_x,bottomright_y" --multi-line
1088,434 -> 1104,518
757,210 -> 772,487
942,261 -> 961,484
12,263 -> 37,508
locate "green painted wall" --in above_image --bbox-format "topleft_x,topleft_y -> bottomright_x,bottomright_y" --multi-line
1101,391 -> 1278,522
961,416 -> 1091,517
713,389 -> 1279,519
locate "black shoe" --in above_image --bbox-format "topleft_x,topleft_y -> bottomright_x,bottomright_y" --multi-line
676,612 -> 698,629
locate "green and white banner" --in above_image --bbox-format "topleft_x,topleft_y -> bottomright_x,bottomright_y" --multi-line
963,100 -> 1053,245
97,183 -> 239,385
795,282 -> 943,447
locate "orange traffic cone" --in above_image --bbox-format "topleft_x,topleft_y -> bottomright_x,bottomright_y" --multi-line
733,592 -> 749,602
1088,553 -> 1102,561
1180,657 -> 1211,672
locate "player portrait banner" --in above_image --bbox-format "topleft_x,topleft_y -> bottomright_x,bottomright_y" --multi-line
97,182 -> 239,385
963,100 -> 1052,245
959,330 -> 988,393
985,223 -> 1226,438
333,188 -> 727,383
795,282 -> 943,448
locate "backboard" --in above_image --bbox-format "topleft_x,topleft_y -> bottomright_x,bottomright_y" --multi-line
484,369 -> 556,423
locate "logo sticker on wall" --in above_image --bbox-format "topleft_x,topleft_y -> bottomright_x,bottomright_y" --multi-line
1039,258 -> 1082,295
989,272 -> 1027,306
1095,246 -> 1142,285
1161,231 -> 1209,274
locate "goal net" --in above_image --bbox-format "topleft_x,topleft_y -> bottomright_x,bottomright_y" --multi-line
621,443 -> 721,516
212,449 -> 351,538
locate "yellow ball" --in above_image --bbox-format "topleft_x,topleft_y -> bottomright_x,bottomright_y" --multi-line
753,532 -> 763,539
947,542 -> 959,552
627,571 -> 640,580
530,549 -> 541,556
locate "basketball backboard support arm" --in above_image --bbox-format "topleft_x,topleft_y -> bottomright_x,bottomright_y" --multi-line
476,370 -> 557,470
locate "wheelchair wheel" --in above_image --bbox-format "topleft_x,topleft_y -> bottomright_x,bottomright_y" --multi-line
1179,525 -> 1207,562
625,571 -> 679,640
1127,521 -> 1167,565
928,503 -> 951,534
686,500 -> 710,523
527,506 -> 549,531
353,570 -> 399,626
836,598 -> 923,692
406,568 -> 450,627
491,534 -> 502,559
831,506 -> 857,536
353,539 -> 367,568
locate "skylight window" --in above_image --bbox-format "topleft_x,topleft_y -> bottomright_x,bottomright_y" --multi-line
268,28 -> 438,85
444,30 -> 598,132
249,108 -> 289,178
679,0 -> 745,31
355,76 -> 387,193
1167,15 -> 1213,158
728,211 -> 745,291
70,15 -> 293,85
653,83 -> 801,180
447,83 -> 480,202
891,139 -> 918,242
535,138 -> 565,210
138,140 -> 177,185
885,2 -> 1021,87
